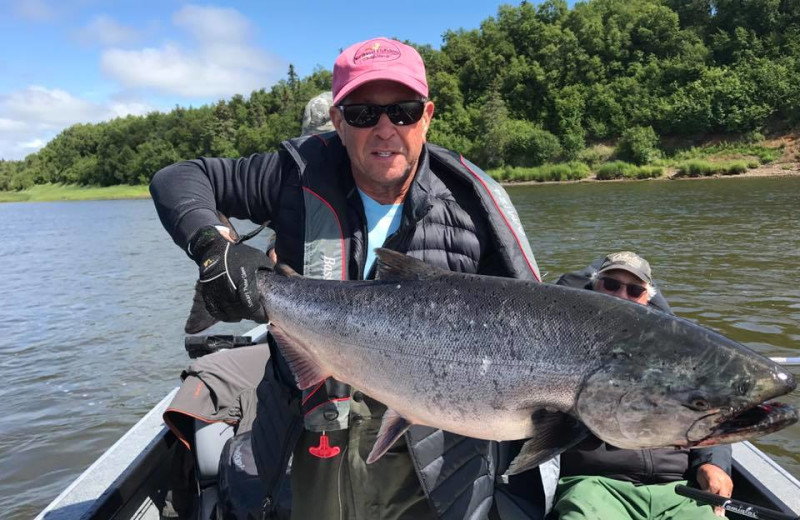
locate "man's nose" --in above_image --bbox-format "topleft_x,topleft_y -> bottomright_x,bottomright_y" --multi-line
373,113 -> 396,138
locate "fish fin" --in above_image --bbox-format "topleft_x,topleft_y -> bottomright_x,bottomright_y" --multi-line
374,248 -> 450,281
366,409 -> 412,463
276,262 -> 301,277
269,324 -> 328,390
505,411 -> 590,476
184,281 -> 220,334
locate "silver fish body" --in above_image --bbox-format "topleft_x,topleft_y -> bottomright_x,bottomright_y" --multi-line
256,249 -> 797,472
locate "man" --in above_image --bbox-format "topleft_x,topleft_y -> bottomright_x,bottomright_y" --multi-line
150,37 -> 540,520
301,91 -> 335,135
551,252 -> 733,520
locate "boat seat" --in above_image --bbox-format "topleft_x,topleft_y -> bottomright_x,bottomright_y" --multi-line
194,419 -> 235,485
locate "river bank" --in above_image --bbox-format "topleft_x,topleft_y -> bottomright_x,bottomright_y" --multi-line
0,183 -> 150,203
502,161 -> 800,186
2,137 -> 798,202
3,167 -> 798,203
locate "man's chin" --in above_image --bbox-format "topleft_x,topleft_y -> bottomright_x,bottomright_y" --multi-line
364,165 -> 414,186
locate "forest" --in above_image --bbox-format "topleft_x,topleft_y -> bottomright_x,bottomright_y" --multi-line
1,0 -> 798,190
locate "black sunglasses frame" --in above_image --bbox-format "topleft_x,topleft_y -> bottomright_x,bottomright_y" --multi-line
337,100 -> 426,128
596,276 -> 648,299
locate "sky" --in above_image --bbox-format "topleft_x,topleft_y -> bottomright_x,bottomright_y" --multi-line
0,0 -> 519,161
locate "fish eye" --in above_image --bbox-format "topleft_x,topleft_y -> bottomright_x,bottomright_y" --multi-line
686,395 -> 711,411
735,379 -> 751,396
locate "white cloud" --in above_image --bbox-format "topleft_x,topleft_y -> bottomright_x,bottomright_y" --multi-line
0,118 -> 26,132
20,138 -> 45,149
173,5 -> 253,42
74,15 -> 141,46
0,86 -> 155,160
3,86 -> 98,127
108,100 -> 156,118
100,5 -> 285,98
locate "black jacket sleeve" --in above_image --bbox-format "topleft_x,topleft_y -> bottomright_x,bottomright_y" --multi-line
149,152 -> 285,250
688,444 -> 733,478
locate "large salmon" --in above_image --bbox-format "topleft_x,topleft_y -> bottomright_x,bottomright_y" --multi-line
188,247 -> 797,474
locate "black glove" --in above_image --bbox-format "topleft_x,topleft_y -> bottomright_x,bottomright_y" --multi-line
188,225 -> 272,323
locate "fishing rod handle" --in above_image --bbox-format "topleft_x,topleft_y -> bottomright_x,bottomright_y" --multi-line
675,485 -> 799,520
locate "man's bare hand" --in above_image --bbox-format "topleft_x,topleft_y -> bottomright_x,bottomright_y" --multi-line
696,463 -> 733,517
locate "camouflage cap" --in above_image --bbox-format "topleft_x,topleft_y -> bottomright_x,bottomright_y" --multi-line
597,251 -> 653,285
301,91 -> 335,135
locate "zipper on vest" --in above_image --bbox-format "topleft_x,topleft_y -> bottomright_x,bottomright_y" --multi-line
350,189 -> 369,280
365,228 -> 403,280
264,415 -> 303,518
359,216 -> 369,280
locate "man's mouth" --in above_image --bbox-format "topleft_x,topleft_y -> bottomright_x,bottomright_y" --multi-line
372,151 -> 397,158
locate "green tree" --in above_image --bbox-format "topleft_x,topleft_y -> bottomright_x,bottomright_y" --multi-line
615,126 -> 660,165
473,91 -> 511,168
134,140 -> 180,184
504,120 -> 562,166
551,86 -> 585,159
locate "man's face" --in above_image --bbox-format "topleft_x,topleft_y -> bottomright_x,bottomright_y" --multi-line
331,80 -> 434,203
594,269 -> 650,306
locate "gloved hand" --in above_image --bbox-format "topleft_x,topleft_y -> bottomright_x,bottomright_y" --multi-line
188,225 -> 272,323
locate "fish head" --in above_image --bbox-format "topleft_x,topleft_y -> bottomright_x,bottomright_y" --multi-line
575,319 -> 797,450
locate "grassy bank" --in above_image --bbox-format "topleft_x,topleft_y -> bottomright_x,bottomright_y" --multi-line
1,138 -> 796,202
0,183 -> 150,203
487,137 -> 793,183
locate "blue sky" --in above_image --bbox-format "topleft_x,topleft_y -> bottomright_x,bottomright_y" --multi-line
0,0 -> 525,160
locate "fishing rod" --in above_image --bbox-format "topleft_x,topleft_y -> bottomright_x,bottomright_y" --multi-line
770,357 -> 800,366
675,485 -> 799,520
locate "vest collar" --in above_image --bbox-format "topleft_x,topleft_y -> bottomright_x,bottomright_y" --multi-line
403,145 -> 435,225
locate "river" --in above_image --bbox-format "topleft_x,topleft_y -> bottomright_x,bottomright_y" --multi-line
0,176 -> 798,518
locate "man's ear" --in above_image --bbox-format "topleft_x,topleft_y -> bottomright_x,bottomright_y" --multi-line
422,100 -> 435,140
330,106 -> 346,144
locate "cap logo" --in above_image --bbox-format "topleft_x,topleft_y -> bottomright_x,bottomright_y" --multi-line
608,252 -> 641,266
354,41 -> 401,64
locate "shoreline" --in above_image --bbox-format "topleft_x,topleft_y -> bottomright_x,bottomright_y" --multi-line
500,163 -> 800,187
2,166 -> 798,203
0,184 -> 151,203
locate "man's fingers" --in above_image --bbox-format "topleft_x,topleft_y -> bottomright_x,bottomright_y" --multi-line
696,463 -> 733,517
706,479 -> 724,495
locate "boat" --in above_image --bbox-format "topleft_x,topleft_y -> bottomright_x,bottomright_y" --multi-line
37,323 -> 800,520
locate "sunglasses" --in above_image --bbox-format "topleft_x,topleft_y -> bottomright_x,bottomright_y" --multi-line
596,277 -> 647,299
337,100 -> 426,128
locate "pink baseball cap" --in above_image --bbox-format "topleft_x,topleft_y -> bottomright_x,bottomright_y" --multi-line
332,37 -> 428,105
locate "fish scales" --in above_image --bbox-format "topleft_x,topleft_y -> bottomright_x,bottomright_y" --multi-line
260,267 -> 714,442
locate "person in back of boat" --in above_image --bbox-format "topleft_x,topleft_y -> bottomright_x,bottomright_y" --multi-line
551,252 -> 733,519
150,36 -> 544,520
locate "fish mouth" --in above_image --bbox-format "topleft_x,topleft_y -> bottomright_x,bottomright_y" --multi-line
689,401 -> 798,447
